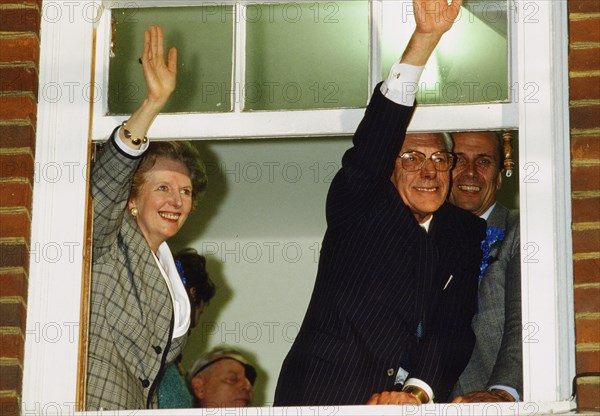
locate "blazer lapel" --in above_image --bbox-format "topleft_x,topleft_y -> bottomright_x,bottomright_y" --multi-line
484,204 -> 510,264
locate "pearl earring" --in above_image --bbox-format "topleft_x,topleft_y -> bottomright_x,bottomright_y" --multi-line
130,207 -> 139,217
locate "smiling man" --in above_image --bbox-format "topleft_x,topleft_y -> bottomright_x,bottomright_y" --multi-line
274,0 -> 486,406
449,131 -> 522,403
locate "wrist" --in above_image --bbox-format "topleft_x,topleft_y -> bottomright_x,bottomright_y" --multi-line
400,32 -> 442,66
142,97 -> 168,113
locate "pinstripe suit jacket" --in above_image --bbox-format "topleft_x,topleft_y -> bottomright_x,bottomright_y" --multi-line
86,132 -> 186,410
452,204 -> 522,398
274,85 -> 486,406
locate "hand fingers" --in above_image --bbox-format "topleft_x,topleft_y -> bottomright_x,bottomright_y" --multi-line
366,393 -> 380,405
367,391 -> 420,405
452,396 -> 464,403
167,47 -> 178,74
141,29 -> 150,63
156,25 -> 165,63
447,0 -> 463,20
451,0 -> 464,9
150,25 -> 158,62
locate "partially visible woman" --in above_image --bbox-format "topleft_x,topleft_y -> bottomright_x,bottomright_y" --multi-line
86,26 -> 207,410
158,249 -> 216,408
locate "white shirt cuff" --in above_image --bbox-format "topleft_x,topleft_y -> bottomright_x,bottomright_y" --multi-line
404,377 -> 435,403
380,62 -> 425,107
113,126 -> 149,157
488,385 -> 520,401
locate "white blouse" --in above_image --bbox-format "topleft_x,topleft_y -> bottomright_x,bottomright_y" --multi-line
152,243 -> 191,339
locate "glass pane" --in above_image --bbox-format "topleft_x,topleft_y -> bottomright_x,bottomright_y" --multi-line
245,1 -> 369,111
108,6 -> 234,114
382,0 -> 509,105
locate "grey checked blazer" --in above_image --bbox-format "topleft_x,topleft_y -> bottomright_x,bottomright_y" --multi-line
86,132 -> 186,410
452,203 -> 522,398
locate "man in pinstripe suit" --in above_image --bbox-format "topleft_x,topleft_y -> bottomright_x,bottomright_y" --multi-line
274,0 -> 486,406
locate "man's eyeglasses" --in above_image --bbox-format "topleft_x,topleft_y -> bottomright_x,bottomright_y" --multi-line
398,151 -> 455,172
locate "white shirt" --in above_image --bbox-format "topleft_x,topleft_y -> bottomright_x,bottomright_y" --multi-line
153,243 -> 191,339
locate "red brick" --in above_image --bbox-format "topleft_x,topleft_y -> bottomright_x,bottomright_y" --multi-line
0,303 -> 26,331
570,47 -> 600,71
0,181 -> 32,207
0,272 -> 28,298
569,17 -> 600,43
0,396 -> 18,416
0,7 -> 40,33
570,75 -> 600,100
0,124 -> 35,150
0,152 -> 34,180
0,0 -> 41,5
570,105 -> 600,130
572,135 -> 600,160
0,211 -> 31,244
570,0 -> 600,14
0,242 -> 28,269
576,317 -> 600,343
573,197 -> 600,223
573,228 -> 600,253
0,66 -> 38,98
0,95 -> 36,124
0,35 -> 39,63
571,165 -> 600,192
574,286 -> 600,313
0,364 -> 22,393
576,350 -> 600,373
574,257 -> 600,285
577,380 -> 600,411
0,333 -> 23,361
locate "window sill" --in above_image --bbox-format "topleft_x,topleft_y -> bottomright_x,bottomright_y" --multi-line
74,401 -> 577,416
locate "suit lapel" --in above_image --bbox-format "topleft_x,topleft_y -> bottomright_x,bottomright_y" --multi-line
484,204 -> 510,262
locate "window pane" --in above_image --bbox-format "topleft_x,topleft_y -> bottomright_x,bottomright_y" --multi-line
245,1 -> 369,111
108,6 -> 234,114
382,0 -> 509,105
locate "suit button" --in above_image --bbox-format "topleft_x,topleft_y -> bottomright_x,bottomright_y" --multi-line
387,368 -> 395,377
140,379 -> 150,388
153,345 -> 162,354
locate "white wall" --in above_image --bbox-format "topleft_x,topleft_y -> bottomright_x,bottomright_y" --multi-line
169,136 -> 352,405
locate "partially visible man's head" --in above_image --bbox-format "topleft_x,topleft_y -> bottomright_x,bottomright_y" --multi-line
449,131 -> 503,217
188,347 -> 256,408
391,133 -> 454,224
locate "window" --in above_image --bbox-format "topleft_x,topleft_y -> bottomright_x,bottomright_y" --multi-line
23,0 -> 575,414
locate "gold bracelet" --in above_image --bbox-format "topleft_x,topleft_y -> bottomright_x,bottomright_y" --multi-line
402,385 -> 430,404
121,120 -> 148,146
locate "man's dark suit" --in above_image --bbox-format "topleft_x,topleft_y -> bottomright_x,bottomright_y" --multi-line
274,85 -> 486,406
452,203 -> 522,398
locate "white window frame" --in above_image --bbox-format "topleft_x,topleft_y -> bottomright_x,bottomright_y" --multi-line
23,0 -> 575,414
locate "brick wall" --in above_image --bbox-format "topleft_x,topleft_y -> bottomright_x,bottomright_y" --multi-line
0,1 -> 41,415
569,0 -> 600,411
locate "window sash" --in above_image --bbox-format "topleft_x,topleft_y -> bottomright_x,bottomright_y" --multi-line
92,0 -> 518,141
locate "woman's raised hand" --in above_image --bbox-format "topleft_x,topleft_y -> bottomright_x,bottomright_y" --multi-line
140,25 -> 178,108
